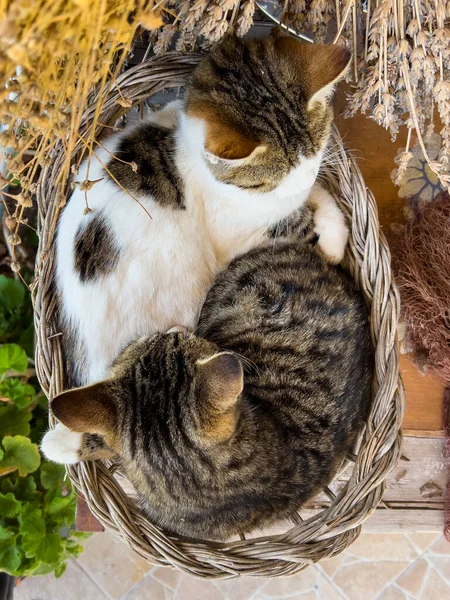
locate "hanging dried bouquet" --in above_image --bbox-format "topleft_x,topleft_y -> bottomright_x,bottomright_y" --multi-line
0,0 -> 166,274
154,1 -> 450,192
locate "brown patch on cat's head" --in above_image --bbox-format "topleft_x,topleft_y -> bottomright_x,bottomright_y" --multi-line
51,382 -> 119,449
185,34 -> 351,191
195,352 -> 244,443
188,105 -> 262,160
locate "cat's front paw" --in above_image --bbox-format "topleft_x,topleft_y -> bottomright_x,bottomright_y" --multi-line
41,423 -> 83,464
315,220 -> 349,264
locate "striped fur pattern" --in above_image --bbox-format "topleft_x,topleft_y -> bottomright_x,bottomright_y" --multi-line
55,32 -> 351,386
46,241 -> 372,540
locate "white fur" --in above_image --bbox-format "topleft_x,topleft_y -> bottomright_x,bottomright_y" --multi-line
56,101 -> 345,385
41,424 -> 83,464
310,183 -> 349,264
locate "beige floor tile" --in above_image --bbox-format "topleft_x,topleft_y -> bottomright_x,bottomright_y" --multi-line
396,558 -> 429,597
419,567 -> 450,600
152,566 -> 182,591
257,566 -> 317,598
175,574 -> 224,600
315,571 -> 347,600
427,556 -> 450,584
320,553 -> 347,578
333,561 -> 410,600
76,531 -> 148,599
428,536 -> 450,556
14,559 -> 107,600
285,592 -> 317,600
377,584 -> 409,600
406,533 -> 442,553
347,534 -> 418,561
117,540 -> 154,574
124,575 -> 170,600
214,574 -> 266,599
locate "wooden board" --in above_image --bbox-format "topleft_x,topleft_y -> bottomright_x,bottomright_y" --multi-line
335,87 -> 445,435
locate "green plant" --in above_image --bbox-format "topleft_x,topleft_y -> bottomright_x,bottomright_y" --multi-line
0,275 -> 85,578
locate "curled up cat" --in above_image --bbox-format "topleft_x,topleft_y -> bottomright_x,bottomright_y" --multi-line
55,31 -> 351,388
42,240 -> 373,540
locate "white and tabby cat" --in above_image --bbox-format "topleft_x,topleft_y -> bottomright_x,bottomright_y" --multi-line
56,33 -> 350,387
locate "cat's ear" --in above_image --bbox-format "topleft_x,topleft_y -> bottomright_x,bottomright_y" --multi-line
196,352 -> 244,443
51,381 -> 117,438
187,105 -> 264,161
274,37 -> 351,106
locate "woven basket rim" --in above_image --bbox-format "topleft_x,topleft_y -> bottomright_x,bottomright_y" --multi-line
34,51 -> 404,579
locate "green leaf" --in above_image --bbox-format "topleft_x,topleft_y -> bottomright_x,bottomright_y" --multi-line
0,435 -> 40,476
0,538 -> 21,574
65,539 -> 83,559
0,524 -> 14,540
19,506 -> 63,565
0,344 -> 28,374
0,492 -> 21,517
45,485 -> 74,516
40,462 -> 66,490
1,475 -> 38,503
0,378 -> 35,408
54,561 -> 67,578
34,533 -> 63,564
0,404 -> 32,438
0,276 -> 25,312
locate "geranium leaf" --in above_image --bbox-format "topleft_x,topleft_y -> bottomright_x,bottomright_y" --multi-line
0,276 -> 25,313
0,492 -> 21,517
0,539 -> 22,575
0,344 -> 28,375
0,379 -> 35,409
0,404 -> 32,438
0,524 -> 14,540
0,435 -> 40,476
1,475 -> 38,503
40,462 -> 66,490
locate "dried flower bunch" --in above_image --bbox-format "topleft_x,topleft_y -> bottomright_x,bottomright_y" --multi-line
0,0 -> 165,275
153,0 -> 256,54
155,1 -> 450,192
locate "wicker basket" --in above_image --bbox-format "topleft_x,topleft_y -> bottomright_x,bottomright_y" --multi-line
34,53 -> 404,579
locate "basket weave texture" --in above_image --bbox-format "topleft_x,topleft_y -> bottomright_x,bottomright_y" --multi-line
34,53 -> 405,579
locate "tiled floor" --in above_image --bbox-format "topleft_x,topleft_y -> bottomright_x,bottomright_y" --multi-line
14,531 -> 450,600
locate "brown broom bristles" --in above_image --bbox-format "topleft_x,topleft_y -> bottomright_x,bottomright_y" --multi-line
392,195 -> 450,385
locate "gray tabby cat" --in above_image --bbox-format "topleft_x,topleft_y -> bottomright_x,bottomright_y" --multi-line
42,237 -> 372,540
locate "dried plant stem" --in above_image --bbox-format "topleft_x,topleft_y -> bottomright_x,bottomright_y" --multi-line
333,0 -> 354,43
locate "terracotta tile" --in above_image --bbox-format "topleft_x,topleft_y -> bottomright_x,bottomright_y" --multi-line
175,574 -> 224,600
406,533 -> 441,553
152,566 -> 182,591
258,566 -> 318,597
419,567 -> 450,600
396,559 -> 428,597
124,576 -> 169,600
77,531 -> 147,599
428,536 -> 450,556
377,585 -> 408,600
214,575 -> 266,599
427,556 -> 450,583
14,559 -> 107,600
347,533 -> 418,561
333,561 -> 410,600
